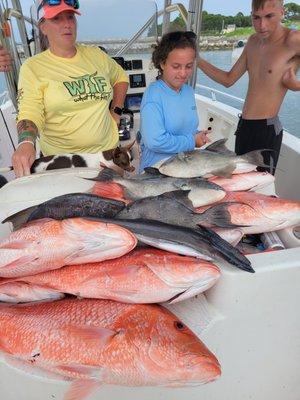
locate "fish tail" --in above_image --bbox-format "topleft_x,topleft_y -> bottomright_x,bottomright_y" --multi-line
195,226 -> 255,273
2,206 -> 37,229
90,181 -> 127,203
196,202 -> 249,229
84,167 -> 119,182
240,149 -> 276,168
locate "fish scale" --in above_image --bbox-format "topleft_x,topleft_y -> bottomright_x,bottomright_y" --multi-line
0,218 -> 137,277
0,248 -> 220,304
0,298 -> 220,397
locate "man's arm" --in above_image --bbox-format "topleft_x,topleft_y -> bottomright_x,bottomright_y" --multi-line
283,31 -> 300,91
198,48 -> 247,88
110,81 -> 128,124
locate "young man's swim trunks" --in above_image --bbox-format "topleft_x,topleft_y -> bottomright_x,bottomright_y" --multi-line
234,116 -> 283,175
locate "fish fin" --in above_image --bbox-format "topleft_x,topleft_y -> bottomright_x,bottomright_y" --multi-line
197,202 -> 250,229
240,149 -> 276,168
210,163 -> 236,178
58,364 -> 103,377
1,242 -> 29,250
64,379 -> 100,400
205,139 -> 235,156
90,181 -> 127,203
167,277 -> 219,304
3,355 -> 70,381
0,338 -> 13,354
1,205 -> 37,229
0,250 -> 37,272
143,167 -> 162,176
64,325 -> 117,344
85,167 -> 120,182
160,190 -> 194,209
0,281 -> 65,303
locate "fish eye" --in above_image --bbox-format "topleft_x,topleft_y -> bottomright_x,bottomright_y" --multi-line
174,321 -> 186,331
183,184 -> 190,190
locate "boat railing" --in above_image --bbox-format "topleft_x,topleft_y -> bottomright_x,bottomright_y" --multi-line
196,84 -> 245,105
115,3 -> 188,57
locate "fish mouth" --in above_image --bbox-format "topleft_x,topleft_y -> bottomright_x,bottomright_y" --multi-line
167,358 -> 221,386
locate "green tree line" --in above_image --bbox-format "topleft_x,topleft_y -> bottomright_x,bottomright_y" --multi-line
150,2 -> 299,36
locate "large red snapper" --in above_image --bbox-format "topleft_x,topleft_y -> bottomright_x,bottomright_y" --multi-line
196,191 -> 300,234
0,218 -> 137,278
0,248 -> 220,304
0,298 -> 221,399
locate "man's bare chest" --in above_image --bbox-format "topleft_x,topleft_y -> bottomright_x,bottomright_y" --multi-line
247,44 -> 295,82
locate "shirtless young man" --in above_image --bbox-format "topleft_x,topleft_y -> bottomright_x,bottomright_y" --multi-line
198,0 -> 300,174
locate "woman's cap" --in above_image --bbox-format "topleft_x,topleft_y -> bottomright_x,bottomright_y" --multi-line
38,0 -> 81,21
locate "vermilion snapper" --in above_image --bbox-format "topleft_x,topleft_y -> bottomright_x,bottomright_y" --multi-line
0,298 -> 221,400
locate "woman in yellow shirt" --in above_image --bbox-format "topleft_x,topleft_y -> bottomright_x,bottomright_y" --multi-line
12,0 -> 129,177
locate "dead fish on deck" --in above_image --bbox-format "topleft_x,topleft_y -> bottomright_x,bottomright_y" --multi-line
3,193 -> 126,228
0,248 -> 221,304
0,218 -> 137,278
209,171 -> 275,192
117,190 -> 243,229
196,191 -> 300,234
93,218 -> 254,273
158,144 -> 271,178
87,167 -> 226,207
0,298 -> 221,398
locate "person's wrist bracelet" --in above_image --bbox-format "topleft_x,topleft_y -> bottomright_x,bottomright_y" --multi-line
16,140 -> 35,149
18,131 -> 37,144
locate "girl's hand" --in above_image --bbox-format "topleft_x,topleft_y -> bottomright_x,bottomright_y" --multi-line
195,129 -> 211,148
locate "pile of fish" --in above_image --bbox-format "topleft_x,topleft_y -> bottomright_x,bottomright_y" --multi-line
0,139 -> 299,399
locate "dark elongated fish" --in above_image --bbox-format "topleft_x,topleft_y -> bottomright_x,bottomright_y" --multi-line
87,167 -> 226,207
117,190 -> 245,229
3,193 -> 125,228
89,217 -> 254,273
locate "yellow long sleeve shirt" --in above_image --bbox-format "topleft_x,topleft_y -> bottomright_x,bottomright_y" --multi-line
17,44 -> 129,155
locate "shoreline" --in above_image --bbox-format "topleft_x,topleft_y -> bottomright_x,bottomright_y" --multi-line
82,36 -> 248,53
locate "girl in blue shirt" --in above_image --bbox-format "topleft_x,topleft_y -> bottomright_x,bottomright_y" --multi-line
139,31 -> 209,172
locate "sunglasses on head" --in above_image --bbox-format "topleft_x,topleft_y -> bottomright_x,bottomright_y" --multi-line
167,31 -> 197,42
38,0 -> 80,12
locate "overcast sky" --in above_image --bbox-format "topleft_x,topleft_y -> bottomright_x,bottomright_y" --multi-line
19,0 -> 264,17
18,0 -> 299,39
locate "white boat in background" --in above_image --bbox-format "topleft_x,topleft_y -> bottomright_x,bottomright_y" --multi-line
0,1 -> 299,399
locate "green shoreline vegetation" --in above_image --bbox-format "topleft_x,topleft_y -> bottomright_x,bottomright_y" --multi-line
153,2 -> 299,43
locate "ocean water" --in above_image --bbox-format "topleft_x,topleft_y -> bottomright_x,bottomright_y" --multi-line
196,50 -> 299,138
0,49 -> 298,137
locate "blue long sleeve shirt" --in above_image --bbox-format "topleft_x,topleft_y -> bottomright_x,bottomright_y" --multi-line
139,79 -> 199,172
